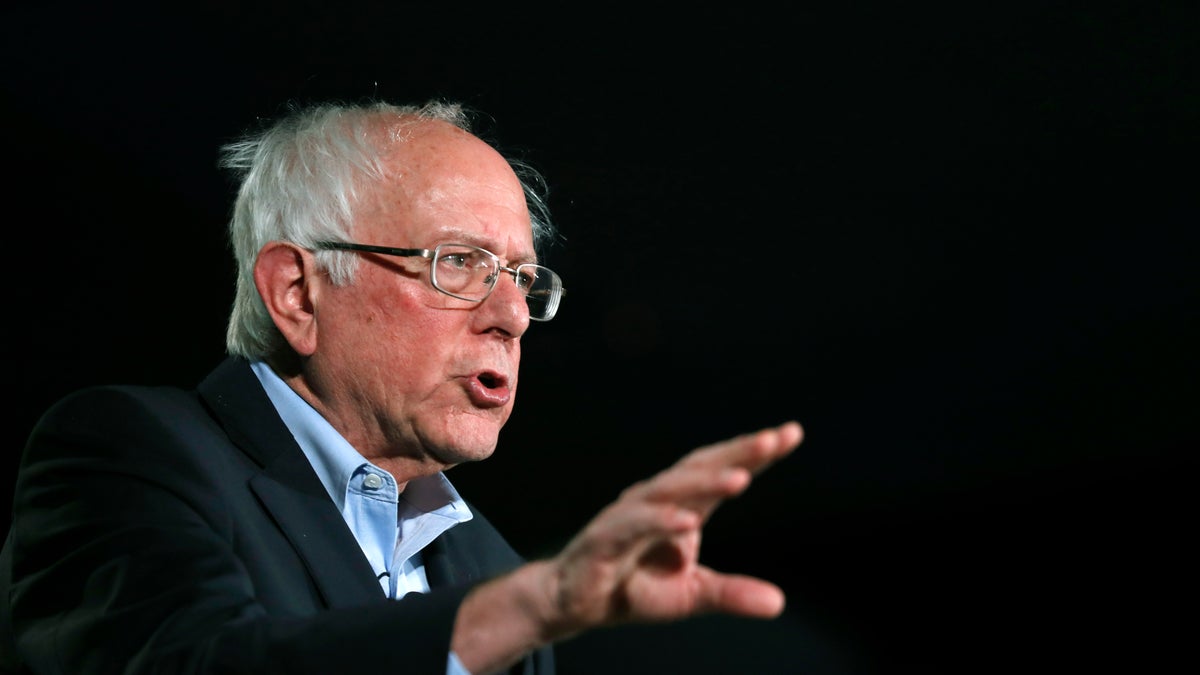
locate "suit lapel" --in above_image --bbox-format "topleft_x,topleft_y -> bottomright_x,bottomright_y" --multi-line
423,531 -> 487,589
199,357 -> 383,608
422,515 -> 515,589
421,534 -> 455,588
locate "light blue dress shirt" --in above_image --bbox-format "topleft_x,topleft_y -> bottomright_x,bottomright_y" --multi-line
251,361 -> 475,675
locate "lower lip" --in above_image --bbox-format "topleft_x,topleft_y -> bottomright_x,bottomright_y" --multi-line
464,376 -> 511,408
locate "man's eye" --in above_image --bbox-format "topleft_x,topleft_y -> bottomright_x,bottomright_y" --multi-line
440,253 -> 469,269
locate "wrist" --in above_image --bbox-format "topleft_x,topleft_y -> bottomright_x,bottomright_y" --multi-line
451,559 -> 565,674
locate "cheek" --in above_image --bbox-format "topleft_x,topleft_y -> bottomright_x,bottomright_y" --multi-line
343,283 -> 457,367
320,279 -> 403,352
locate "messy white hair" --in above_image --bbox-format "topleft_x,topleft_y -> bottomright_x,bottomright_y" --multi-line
217,100 -> 557,360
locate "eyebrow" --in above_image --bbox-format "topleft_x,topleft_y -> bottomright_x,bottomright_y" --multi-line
431,228 -> 538,265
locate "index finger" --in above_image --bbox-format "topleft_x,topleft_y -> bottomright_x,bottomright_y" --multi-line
678,420 -> 804,476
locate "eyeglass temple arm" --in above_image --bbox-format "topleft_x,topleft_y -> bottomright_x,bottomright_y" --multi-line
314,242 -> 432,259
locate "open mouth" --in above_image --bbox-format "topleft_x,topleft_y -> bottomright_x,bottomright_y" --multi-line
465,370 -> 511,407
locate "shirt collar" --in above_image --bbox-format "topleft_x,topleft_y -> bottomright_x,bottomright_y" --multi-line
249,359 -> 471,522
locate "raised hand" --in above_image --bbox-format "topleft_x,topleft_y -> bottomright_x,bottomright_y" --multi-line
546,420 -> 804,634
453,421 -> 804,674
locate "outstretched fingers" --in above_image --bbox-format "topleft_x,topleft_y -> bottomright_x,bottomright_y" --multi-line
636,421 -> 803,521
694,567 -> 788,618
571,497 -> 701,560
678,421 -> 804,477
623,461 -> 753,513
547,421 -> 804,632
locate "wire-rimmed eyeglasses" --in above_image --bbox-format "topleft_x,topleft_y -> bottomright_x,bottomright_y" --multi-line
314,241 -> 565,321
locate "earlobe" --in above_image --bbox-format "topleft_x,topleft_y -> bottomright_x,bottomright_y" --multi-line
253,241 -> 320,356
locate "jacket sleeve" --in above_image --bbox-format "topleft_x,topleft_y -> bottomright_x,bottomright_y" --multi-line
3,386 -> 475,675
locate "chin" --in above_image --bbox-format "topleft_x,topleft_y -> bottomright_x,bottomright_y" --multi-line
434,440 -> 498,467
429,412 -> 503,464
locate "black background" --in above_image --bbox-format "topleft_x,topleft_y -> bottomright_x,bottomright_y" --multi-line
3,5 -> 1197,674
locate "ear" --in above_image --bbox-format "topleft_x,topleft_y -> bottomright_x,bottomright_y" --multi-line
253,241 -> 321,357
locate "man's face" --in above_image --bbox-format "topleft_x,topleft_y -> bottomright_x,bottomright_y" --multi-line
307,120 -> 537,469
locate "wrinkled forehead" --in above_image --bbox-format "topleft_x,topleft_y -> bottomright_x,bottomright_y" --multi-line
358,117 -> 535,256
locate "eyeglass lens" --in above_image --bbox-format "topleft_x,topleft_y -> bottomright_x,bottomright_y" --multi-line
432,245 -> 560,320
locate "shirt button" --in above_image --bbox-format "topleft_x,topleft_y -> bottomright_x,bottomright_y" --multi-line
363,473 -> 384,489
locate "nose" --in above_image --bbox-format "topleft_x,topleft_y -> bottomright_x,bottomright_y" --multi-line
478,266 -> 531,336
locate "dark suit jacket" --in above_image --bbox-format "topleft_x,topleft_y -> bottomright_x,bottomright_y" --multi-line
0,356 -> 554,674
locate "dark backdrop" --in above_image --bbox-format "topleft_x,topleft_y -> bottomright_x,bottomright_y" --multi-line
3,5 -> 1196,674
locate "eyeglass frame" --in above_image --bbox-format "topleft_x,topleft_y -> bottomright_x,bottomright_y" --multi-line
312,240 -> 565,321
